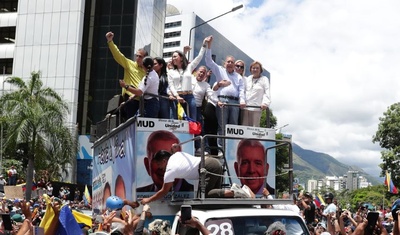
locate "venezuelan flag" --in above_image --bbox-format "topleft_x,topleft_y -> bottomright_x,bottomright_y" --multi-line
72,209 -> 92,228
83,185 -> 92,205
39,194 -> 57,233
57,206 -> 83,235
314,193 -> 326,208
384,171 -> 398,194
177,103 -> 186,120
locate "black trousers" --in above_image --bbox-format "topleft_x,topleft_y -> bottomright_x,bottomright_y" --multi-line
123,94 -> 139,120
203,102 -> 218,155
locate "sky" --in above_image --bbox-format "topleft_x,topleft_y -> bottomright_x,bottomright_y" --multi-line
167,0 -> 400,178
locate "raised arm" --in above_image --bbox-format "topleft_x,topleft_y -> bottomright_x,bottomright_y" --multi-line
187,36 -> 211,71
106,31 -> 130,69
204,36 -> 223,82
183,216 -> 211,235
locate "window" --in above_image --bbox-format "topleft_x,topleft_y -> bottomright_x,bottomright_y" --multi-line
0,0 -> 18,12
0,59 -> 13,74
0,27 -> 16,43
165,21 -> 182,29
162,52 -> 174,58
163,41 -> 180,48
164,31 -> 181,39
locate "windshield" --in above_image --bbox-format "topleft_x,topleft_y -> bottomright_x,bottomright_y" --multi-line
177,216 -> 309,235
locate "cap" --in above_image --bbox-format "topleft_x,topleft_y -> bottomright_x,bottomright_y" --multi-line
303,192 -> 313,200
265,221 -> 286,235
11,213 -> 23,222
317,223 -> 327,230
148,219 -> 171,235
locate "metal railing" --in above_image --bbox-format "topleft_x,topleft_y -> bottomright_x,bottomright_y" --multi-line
171,134 -> 293,200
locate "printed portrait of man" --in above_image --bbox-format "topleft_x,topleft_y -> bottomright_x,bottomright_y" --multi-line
137,130 -> 194,192
234,139 -> 275,195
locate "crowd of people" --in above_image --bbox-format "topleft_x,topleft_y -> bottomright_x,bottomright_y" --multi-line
0,192 -> 399,235
88,192 -> 400,235
0,194 -> 92,234
106,32 -> 271,155
267,191 -> 400,235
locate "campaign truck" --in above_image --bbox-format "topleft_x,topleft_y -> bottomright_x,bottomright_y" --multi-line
92,116 -> 310,234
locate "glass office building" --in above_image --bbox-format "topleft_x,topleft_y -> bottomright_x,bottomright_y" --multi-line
0,0 -> 166,184
163,5 -> 270,85
80,0 -> 166,133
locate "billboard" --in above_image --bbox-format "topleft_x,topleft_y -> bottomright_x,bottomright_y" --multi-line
224,125 -> 276,196
92,117 -> 194,213
135,118 -> 195,200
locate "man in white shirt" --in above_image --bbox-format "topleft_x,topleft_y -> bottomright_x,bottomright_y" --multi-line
8,166 -> 17,185
322,192 -> 338,230
140,144 -> 223,204
205,36 -> 246,139
0,175 -> 7,185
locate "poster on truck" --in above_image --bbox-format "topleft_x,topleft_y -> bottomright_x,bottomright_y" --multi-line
135,117 -> 195,200
225,125 -> 276,196
92,123 -> 136,212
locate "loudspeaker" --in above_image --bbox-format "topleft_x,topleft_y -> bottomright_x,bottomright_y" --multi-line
107,95 -> 123,114
94,114 -> 120,140
96,119 -> 108,138
108,114 -> 119,130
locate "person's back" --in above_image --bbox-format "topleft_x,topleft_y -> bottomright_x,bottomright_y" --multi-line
164,152 -> 201,182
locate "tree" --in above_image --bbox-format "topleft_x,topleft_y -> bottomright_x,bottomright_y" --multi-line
275,133 -> 290,194
372,102 -> 400,189
260,108 -> 277,128
0,71 -> 77,200
260,109 -> 290,194
348,185 -> 392,211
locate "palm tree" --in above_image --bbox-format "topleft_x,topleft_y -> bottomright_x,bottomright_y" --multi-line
0,71 -> 77,200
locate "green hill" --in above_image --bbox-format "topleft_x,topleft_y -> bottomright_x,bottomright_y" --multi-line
292,143 -> 381,186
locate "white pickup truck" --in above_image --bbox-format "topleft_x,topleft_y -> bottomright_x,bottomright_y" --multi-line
171,199 -> 310,235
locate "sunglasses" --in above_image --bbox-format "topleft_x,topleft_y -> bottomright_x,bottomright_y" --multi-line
235,65 -> 244,69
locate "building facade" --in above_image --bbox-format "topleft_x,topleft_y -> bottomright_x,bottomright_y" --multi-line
0,0 -> 166,183
1,1 -> 271,184
0,0 -> 166,133
164,4 -> 270,85
346,171 -> 359,191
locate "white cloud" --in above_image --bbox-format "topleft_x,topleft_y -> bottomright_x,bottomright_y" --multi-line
168,0 -> 400,178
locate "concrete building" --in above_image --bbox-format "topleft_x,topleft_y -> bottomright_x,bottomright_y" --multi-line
0,0 -> 166,130
307,179 -> 318,193
1,1 -> 272,185
163,4 -> 269,85
346,171 -> 359,191
359,175 -> 370,189
0,0 -> 167,183
312,171 -> 370,193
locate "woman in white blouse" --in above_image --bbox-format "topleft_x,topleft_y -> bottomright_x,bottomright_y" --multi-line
168,36 -> 211,119
120,56 -> 160,118
243,61 -> 271,127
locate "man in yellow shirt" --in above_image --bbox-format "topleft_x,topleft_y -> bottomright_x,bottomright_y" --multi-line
106,31 -> 147,119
